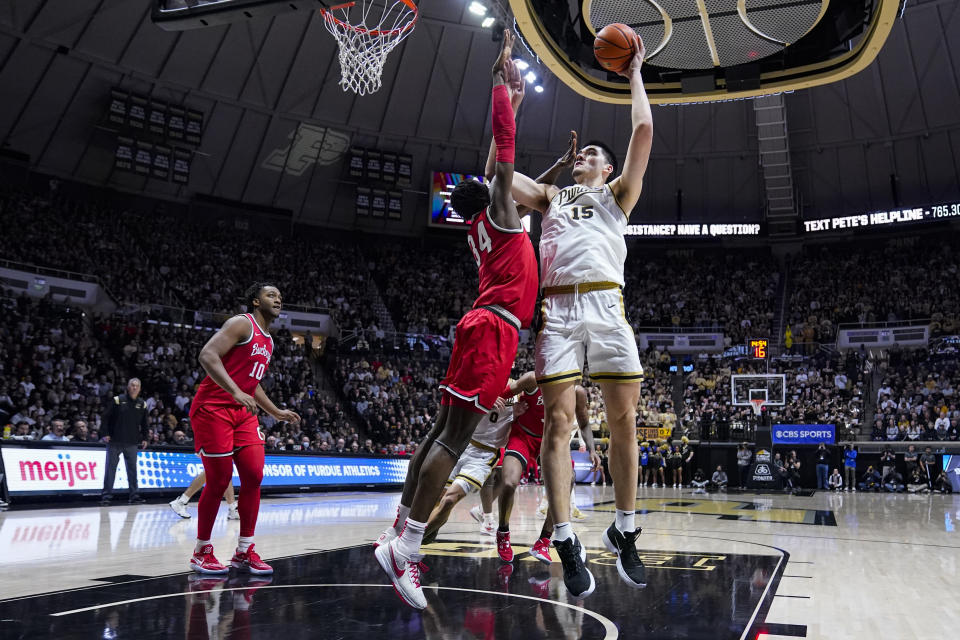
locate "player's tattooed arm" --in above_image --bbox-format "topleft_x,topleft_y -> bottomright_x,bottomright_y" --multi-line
198,315 -> 258,415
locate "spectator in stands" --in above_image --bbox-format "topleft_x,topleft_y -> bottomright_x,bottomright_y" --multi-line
711,465 -> 728,491
334,438 -> 346,453
41,418 -> 69,441
828,468 -> 843,491
843,444 -> 858,492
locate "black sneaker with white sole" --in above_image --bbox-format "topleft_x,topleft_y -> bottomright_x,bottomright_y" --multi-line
602,522 -> 647,588
553,534 -> 596,598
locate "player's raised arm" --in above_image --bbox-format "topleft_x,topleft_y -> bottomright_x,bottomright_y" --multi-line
197,315 -> 258,414
610,36 -> 653,215
484,58 -> 525,181
487,30 -> 523,231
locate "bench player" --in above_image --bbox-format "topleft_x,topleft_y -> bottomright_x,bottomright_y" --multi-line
373,30 -> 539,610
508,34 -> 653,596
187,283 -> 301,575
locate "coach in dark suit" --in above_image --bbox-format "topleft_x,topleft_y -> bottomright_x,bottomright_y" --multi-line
100,378 -> 149,505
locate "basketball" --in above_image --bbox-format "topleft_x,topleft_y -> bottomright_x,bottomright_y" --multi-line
594,23 -> 638,73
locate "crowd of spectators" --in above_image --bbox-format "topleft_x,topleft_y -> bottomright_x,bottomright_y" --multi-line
868,348 -> 960,441
0,294 -> 120,442
785,237 -> 960,347
623,250 -> 781,346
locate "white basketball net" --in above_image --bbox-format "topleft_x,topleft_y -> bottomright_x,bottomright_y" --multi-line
321,1 -> 418,96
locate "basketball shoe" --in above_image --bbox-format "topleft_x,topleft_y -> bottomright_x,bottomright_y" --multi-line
530,537 -> 552,564
374,538 -> 427,610
227,503 -> 240,520
169,496 -> 190,519
469,505 -> 483,523
481,515 -> 497,536
191,544 -> 229,575
553,534 -> 595,598
571,505 -> 587,521
601,522 -> 647,588
496,530 -> 514,563
374,525 -> 399,548
230,543 -> 274,575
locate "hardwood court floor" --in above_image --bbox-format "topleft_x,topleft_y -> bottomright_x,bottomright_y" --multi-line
0,485 -> 957,639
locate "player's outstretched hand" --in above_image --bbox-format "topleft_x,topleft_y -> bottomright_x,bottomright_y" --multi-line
589,450 -> 602,472
275,410 -> 301,424
494,397 -> 507,412
514,399 -> 529,418
492,29 -> 515,81
233,391 -> 258,415
558,130 -> 578,168
617,33 -> 646,79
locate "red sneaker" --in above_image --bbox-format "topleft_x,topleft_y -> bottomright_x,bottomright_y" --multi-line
530,537 -> 552,565
230,543 -> 274,575
191,544 -> 229,575
496,530 -> 514,563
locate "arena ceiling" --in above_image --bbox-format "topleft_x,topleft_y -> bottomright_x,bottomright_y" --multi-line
0,0 -> 957,231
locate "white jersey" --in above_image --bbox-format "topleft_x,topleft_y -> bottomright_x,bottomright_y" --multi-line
471,405 -> 514,449
540,183 -> 628,288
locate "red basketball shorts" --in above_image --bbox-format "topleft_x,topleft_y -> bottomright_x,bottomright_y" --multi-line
504,425 -> 542,468
190,403 -> 264,456
439,308 -> 519,414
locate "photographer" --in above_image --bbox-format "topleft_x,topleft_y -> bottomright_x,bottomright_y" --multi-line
882,469 -> 904,493
815,443 -> 830,489
879,446 -> 896,482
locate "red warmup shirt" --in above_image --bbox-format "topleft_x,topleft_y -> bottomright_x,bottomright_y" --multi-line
467,207 -> 539,328
192,314 -> 274,407
514,388 -> 545,437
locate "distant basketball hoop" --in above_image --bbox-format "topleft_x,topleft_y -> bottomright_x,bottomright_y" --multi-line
749,398 -> 766,417
320,0 -> 418,96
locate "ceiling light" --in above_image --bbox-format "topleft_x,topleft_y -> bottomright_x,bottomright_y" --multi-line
534,85 -> 544,93
468,2 -> 487,16
525,71 -> 536,83
515,59 -> 529,70
481,16 -> 495,28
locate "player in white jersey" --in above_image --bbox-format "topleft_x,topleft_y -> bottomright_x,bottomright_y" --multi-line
416,398 -> 515,544
508,36 -> 653,597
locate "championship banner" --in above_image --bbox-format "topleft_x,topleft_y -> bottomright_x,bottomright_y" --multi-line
1,446 -> 409,495
772,424 -> 836,445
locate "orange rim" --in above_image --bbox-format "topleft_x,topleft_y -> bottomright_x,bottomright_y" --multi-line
321,0 -> 418,38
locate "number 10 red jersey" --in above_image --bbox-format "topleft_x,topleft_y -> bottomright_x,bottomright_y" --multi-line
192,314 -> 274,407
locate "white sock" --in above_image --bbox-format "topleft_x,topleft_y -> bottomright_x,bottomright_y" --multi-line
616,509 -> 636,534
482,510 -> 493,518
394,518 -> 426,562
570,487 -> 577,507
552,522 -> 573,542
179,493 -> 191,504
238,535 -> 254,553
393,504 -> 411,534
195,539 -> 211,552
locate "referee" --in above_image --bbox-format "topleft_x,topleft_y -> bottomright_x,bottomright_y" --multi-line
100,378 -> 149,505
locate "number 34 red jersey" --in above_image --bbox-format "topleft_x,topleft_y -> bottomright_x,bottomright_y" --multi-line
468,208 -> 539,328
192,314 -> 274,408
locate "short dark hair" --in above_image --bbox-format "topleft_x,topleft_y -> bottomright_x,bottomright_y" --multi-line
244,282 -> 276,309
450,178 -> 491,219
582,140 -> 618,179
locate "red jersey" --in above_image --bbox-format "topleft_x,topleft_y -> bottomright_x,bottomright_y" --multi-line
467,208 -> 539,328
514,388 -> 545,437
191,314 -> 274,408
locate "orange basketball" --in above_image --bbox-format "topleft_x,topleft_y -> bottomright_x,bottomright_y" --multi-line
594,23 -> 638,74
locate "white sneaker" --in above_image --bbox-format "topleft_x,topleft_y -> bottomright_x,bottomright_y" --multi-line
227,504 -> 240,520
537,502 -> 548,518
469,505 -> 484,524
169,498 -> 190,519
481,516 -> 496,536
652,483 -> 659,489
374,540 -> 426,610
374,526 -> 399,548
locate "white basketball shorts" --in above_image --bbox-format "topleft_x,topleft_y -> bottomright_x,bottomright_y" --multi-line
535,287 -> 643,386
446,443 -> 498,494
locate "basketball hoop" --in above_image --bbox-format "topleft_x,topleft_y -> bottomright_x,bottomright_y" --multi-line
320,0 -> 418,96
749,398 -> 766,417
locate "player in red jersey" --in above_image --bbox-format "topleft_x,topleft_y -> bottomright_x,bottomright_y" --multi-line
188,283 -> 301,575
374,30 -> 539,610
495,374 -> 599,564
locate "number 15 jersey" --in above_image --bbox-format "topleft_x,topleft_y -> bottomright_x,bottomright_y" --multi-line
540,183 -> 628,288
192,313 -> 274,407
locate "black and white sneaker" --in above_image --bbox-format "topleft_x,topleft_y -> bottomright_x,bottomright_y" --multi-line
602,522 -> 647,588
553,534 -> 596,598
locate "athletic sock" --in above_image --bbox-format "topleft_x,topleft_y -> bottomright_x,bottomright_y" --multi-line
179,493 -> 191,504
498,524 -> 510,533
393,504 -> 411,534
394,518 -> 426,562
552,522 -> 573,543
237,536 -> 254,553
195,539 -> 211,553
615,509 -> 636,534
